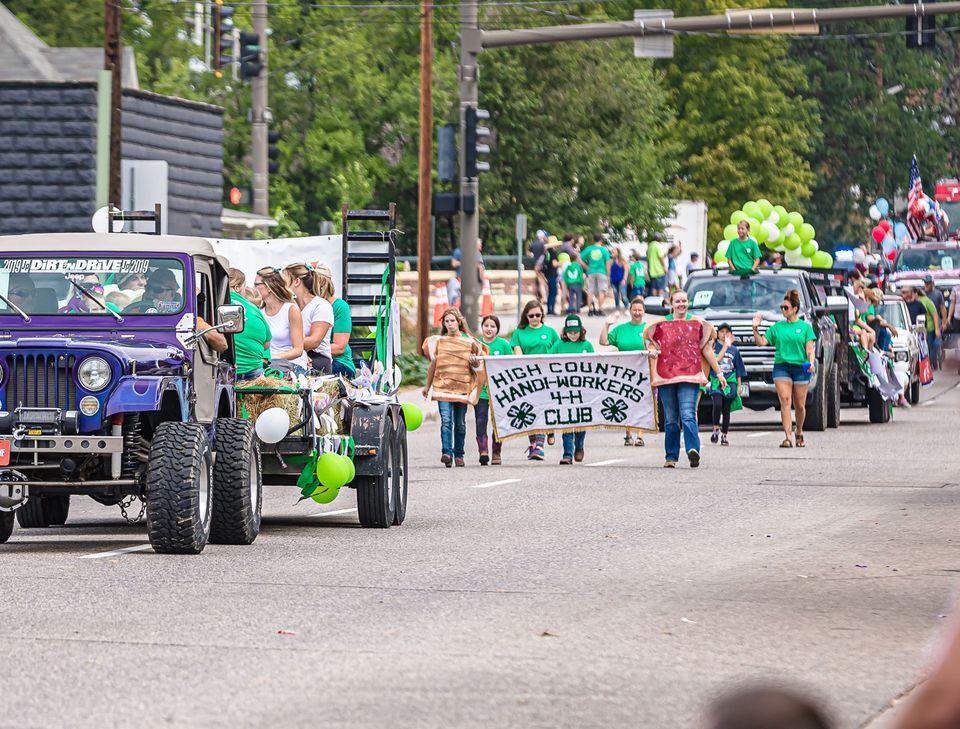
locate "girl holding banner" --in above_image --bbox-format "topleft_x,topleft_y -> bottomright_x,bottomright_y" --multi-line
600,296 -> 648,447
422,308 -> 486,467
549,315 -> 594,464
474,315 -> 512,465
644,290 -> 726,469
510,301 -> 560,460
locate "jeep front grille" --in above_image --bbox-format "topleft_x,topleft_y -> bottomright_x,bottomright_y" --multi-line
4,354 -> 78,410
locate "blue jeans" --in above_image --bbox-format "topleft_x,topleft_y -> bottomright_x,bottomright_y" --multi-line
547,274 -> 559,314
659,383 -> 701,462
562,431 -> 585,459
927,331 -> 942,370
438,401 -> 467,458
612,280 -> 627,309
567,284 -> 583,314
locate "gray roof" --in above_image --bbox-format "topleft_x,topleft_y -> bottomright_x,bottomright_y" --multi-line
0,4 -> 139,88
0,233 -> 218,258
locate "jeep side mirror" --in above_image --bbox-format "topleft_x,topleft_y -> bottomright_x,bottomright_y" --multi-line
217,304 -> 245,333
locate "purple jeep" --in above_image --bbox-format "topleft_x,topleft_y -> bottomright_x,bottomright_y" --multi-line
0,233 -> 261,554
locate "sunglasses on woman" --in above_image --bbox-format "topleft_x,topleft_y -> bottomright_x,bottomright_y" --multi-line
780,304 -> 792,311
528,312 -> 543,319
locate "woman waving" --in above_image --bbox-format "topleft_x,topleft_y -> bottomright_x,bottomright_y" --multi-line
752,289 -> 816,448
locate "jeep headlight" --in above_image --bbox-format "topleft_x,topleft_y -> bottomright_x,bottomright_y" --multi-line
78,357 -> 111,392
894,350 -> 909,362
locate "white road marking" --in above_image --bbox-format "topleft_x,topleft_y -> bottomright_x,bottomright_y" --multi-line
471,479 -> 520,489
309,508 -> 358,518
747,432 -> 773,438
80,544 -> 152,559
587,459 -> 625,467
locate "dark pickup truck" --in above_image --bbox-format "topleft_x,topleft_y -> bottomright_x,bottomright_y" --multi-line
678,267 -> 891,429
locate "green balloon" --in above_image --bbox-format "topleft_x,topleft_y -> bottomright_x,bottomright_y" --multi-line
773,205 -> 789,225
798,223 -> 815,243
758,199 -> 773,218
730,210 -> 747,225
801,240 -> 818,258
788,211 -> 804,229
724,224 -> 738,241
784,233 -> 802,251
748,219 -> 761,237
713,250 -> 727,265
811,251 -> 833,268
316,452 -> 350,489
311,485 -> 339,504
743,201 -> 762,221
343,455 -> 356,484
401,402 -> 423,431
755,224 -> 769,243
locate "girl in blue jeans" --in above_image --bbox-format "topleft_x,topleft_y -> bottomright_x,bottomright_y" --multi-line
548,315 -> 594,464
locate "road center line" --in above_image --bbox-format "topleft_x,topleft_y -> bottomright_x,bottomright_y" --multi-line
80,544 -> 152,559
309,508 -> 358,518
747,432 -> 773,438
587,459 -> 625,467
471,479 -> 520,489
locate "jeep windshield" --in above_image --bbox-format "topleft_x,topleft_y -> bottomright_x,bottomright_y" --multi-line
894,247 -> 959,272
687,275 -> 804,312
0,256 -> 186,316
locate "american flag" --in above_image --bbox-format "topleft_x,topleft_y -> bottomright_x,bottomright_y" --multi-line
907,155 -> 925,241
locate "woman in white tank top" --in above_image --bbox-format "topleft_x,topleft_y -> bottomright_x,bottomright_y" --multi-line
283,262 -> 335,374
255,267 -> 309,371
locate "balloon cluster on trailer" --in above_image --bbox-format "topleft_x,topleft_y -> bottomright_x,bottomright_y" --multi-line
868,196 -> 918,260
714,199 -> 833,269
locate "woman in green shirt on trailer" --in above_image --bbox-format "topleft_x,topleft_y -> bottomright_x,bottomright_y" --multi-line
510,300 -> 560,461
474,315 -> 513,465
600,296 -> 648,447
549,315 -> 594,464
752,288 -> 817,448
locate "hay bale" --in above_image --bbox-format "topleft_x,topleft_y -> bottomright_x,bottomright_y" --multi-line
237,375 -> 303,424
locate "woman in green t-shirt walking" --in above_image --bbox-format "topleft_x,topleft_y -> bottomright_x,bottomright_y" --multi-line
752,289 -> 817,448
474,315 -> 512,465
510,300 -> 560,460
600,296 -> 648,446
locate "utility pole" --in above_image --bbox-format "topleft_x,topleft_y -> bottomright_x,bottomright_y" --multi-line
458,0 -> 482,329
417,0 -> 433,346
251,0 -> 269,217
104,0 -> 122,208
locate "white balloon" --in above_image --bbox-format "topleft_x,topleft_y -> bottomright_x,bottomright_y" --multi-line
807,239 -> 819,253
781,223 -> 795,239
91,206 -> 124,234
717,240 -> 730,254
868,204 -> 882,221
766,210 -> 780,225
254,407 -> 291,444
784,247 -> 807,266
764,221 -> 781,243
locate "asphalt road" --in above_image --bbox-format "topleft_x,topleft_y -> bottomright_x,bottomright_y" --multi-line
1,364 -> 958,728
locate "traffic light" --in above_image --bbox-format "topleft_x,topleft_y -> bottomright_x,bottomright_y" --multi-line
227,185 -> 251,206
239,31 -> 263,80
213,0 -> 235,77
464,106 -> 491,179
268,130 -> 281,174
906,0 -> 936,49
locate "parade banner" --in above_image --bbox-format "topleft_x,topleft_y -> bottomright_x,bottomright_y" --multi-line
485,353 -> 655,440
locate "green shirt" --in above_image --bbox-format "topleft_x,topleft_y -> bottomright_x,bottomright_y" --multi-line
549,339 -> 595,354
477,336 -> 512,400
230,291 -> 271,375
581,244 -> 611,276
919,295 -> 937,332
664,313 -> 692,321
563,262 -> 585,286
510,325 -> 560,355
766,318 -> 816,365
628,261 -> 646,285
647,240 -> 665,279
331,298 -> 356,374
607,321 -> 647,351
727,237 -> 762,274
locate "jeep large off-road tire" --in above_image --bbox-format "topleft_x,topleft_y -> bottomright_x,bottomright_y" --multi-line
356,418 -> 395,529
16,495 -> 70,528
0,512 -> 14,544
392,417 -> 408,526
210,418 -> 261,545
805,368 -> 828,432
146,422 -> 213,554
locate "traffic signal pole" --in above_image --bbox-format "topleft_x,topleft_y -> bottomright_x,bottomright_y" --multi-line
458,0 -> 482,329
251,0 -> 269,217
417,0 -> 433,347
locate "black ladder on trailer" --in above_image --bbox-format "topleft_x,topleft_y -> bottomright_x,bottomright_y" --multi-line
341,203 -> 397,363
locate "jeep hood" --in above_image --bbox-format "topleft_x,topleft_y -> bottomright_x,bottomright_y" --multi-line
0,333 -> 185,372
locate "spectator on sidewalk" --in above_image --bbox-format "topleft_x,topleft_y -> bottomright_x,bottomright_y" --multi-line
610,248 -> 628,312
646,233 -> 668,297
562,254 -> 586,315
582,233 -> 612,316
530,229 -> 548,305
627,252 -> 646,300
545,236 -> 562,315
923,274 -> 947,324
903,284 -> 942,371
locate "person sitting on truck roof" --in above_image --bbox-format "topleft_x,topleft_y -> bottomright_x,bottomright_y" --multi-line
727,220 -> 762,276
